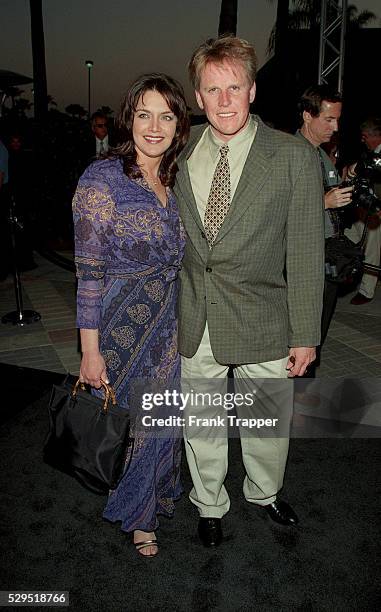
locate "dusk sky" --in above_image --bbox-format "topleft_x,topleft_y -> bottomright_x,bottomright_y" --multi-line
1,0 -> 380,115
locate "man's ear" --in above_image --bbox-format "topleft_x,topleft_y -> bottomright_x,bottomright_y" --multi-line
249,82 -> 256,104
195,91 -> 204,111
303,110 -> 312,125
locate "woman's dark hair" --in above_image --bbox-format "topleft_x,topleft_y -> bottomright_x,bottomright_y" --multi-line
111,73 -> 190,187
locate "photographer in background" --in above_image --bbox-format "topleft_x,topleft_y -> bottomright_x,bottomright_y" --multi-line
296,85 -> 353,359
345,117 -> 381,305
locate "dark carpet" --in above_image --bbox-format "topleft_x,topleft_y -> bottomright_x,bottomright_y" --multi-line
0,364 -> 380,612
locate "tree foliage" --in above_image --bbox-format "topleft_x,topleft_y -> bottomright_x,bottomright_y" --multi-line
96,105 -> 114,117
267,1 -> 377,54
65,104 -> 87,119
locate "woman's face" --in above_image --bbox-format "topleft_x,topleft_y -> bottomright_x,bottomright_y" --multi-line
132,90 -> 177,164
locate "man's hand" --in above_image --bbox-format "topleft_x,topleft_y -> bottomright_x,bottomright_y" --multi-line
324,186 -> 353,209
286,347 -> 316,377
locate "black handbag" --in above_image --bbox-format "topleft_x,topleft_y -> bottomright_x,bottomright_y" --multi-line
44,377 -> 131,494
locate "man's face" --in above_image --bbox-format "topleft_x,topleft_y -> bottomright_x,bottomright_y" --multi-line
361,130 -> 381,151
9,137 -> 22,152
303,100 -> 342,146
92,117 -> 108,140
195,60 -> 256,142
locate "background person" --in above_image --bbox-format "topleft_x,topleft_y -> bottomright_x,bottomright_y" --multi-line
73,73 -> 189,557
80,112 -> 113,172
296,85 -> 353,354
346,116 -> 381,305
91,111 -> 110,157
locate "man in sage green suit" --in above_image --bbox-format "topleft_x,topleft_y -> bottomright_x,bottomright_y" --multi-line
174,36 -> 325,547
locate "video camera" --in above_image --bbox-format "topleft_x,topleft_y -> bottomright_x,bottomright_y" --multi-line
340,149 -> 381,215
325,149 -> 381,283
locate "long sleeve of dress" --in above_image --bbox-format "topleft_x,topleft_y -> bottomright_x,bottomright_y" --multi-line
72,163 -> 116,329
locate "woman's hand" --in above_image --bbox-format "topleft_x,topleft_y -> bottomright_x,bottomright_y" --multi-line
79,328 -> 108,388
79,351 -> 108,388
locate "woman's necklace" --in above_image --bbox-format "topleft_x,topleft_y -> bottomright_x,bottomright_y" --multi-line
140,167 -> 167,207
142,169 -> 160,187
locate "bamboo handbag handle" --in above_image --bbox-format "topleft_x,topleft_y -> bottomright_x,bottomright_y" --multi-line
72,378 -> 117,412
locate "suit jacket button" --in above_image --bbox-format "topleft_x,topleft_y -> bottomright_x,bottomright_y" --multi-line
206,267 -> 212,273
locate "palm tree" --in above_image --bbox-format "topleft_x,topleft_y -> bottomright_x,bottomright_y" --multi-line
218,0 -> 237,36
273,0 -> 290,59
29,0 -> 48,120
47,95 -> 57,109
267,1 -> 376,54
1,89 -> 33,119
96,105 -> 114,117
14,98 -> 33,117
4,87 -> 25,108
266,1 -> 290,59
346,4 -> 377,29
65,104 -> 87,119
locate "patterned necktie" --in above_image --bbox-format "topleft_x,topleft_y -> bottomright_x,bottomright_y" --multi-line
204,144 -> 231,247
99,140 -> 105,156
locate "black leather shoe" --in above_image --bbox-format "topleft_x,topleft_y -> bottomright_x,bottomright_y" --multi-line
265,500 -> 298,526
198,518 -> 223,547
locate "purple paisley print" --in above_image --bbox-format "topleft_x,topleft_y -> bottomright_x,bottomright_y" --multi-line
73,158 -> 185,532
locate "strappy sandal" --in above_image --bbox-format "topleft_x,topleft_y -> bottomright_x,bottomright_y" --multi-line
134,539 -> 159,558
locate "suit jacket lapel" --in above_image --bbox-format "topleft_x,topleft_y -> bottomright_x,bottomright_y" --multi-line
215,117 -> 276,244
176,118 -> 276,242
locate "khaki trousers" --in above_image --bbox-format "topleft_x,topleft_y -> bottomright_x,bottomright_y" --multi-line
181,325 -> 292,518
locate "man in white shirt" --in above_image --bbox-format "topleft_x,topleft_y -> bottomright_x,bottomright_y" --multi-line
91,112 -> 109,157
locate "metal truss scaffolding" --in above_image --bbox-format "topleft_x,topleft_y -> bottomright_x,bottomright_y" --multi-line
318,0 -> 347,92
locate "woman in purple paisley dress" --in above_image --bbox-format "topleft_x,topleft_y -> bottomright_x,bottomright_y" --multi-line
72,74 -> 189,557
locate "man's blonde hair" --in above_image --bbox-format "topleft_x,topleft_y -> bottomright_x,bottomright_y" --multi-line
188,35 -> 257,90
